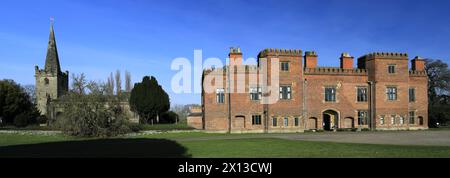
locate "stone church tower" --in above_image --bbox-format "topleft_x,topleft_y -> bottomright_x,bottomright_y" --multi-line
35,21 -> 69,115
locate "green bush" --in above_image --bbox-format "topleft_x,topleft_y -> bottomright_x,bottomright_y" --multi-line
160,111 -> 178,124
128,123 -> 143,132
1,80 -> 38,125
14,113 -> 30,128
37,115 -> 48,124
54,93 -> 133,137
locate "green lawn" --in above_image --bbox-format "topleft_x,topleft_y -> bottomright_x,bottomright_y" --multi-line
181,138 -> 450,158
0,133 -> 449,158
0,134 -> 76,147
0,125 -> 56,131
140,123 -> 194,131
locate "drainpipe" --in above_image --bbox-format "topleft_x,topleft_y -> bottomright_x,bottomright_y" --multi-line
368,81 -> 375,131
264,59 -> 269,134
228,66 -> 232,134
303,79 -> 307,131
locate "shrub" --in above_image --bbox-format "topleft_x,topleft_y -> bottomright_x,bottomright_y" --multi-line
54,93 -> 133,137
128,123 -> 143,132
0,80 -> 38,125
14,113 -> 30,127
160,111 -> 178,124
37,115 -> 48,124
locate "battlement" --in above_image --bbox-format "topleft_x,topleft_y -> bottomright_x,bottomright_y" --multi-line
203,65 -> 259,76
230,47 -> 242,54
305,51 -> 318,57
35,65 -> 69,77
305,67 -> 368,76
359,52 -> 408,60
409,70 -> 427,77
258,48 -> 303,57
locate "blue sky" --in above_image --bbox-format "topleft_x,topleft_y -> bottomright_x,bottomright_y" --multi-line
1,0 -> 450,105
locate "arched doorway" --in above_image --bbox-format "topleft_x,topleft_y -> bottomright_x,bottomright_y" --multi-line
322,110 -> 339,131
419,116 -> 424,126
233,115 -> 245,129
344,117 -> 355,128
307,117 -> 318,130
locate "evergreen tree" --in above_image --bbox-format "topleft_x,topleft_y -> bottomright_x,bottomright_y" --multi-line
0,79 -> 39,125
129,76 -> 170,124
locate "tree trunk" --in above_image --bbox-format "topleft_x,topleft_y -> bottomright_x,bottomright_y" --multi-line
156,113 -> 159,124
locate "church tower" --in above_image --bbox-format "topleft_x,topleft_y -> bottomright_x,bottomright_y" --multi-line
35,20 -> 69,115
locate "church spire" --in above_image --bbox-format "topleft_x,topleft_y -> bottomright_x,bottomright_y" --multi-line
44,18 -> 61,74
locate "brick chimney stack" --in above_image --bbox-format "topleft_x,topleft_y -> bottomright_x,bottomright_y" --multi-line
411,56 -> 425,71
340,52 -> 354,69
304,51 -> 318,68
229,47 -> 242,66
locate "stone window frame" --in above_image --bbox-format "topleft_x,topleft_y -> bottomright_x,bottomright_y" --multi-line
272,117 -> 278,127
356,86 -> 368,103
280,61 -> 290,72
251,115 -> 262,125
283,117 -> 289,127
294,117 -> 299,127
216,88 -> 225,104
386,85 -> 398,101
379,115 -> 385,125
279,85 -> 292,100
357,110 -> 369,126
409,87 -> 416,103
324,85 -> 337,103
249,86 -> 262,101
399,115 -> 404,125
388,64 -> 396,74
44,78 -> 49,85
409,111 -> 416,125
390,115 -> 396,126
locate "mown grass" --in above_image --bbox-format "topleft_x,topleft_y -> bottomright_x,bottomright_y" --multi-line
0,134 -> 76,147
139,123 -> 194,131
0,125 -> 56,131
180,138 -> 450,158
1,133 -> 450,158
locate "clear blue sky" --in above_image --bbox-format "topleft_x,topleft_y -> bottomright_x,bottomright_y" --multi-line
1,0 -> 450,105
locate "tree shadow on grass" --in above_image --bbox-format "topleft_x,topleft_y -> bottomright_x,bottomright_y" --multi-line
0,138 -> 191,158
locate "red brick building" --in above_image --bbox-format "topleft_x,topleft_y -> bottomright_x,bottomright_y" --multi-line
198,48 -> 428,133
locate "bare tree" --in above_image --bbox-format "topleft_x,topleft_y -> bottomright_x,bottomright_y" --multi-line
125,70 -> 132,92
23,84 -> 36,104
71,73 -> 87,95
115,70 -> 122,96
86,80 -> 107,95
106,72 -> 115,95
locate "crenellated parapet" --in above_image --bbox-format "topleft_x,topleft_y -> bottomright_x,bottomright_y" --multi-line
203,65 -> 260,77
258,48 -> 303,57
409,70 -> 427,77
305,67 -> 368,76
361,52 -> 408,60
35,65 -> 69,77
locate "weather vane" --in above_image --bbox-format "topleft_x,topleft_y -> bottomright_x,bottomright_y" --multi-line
50,16 -> 55,24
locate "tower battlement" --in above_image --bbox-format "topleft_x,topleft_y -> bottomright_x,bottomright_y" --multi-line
258,48 -> 303,57
361,52 -> 409,60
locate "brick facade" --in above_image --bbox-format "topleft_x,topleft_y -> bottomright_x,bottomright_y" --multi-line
201,48 -> 428,133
